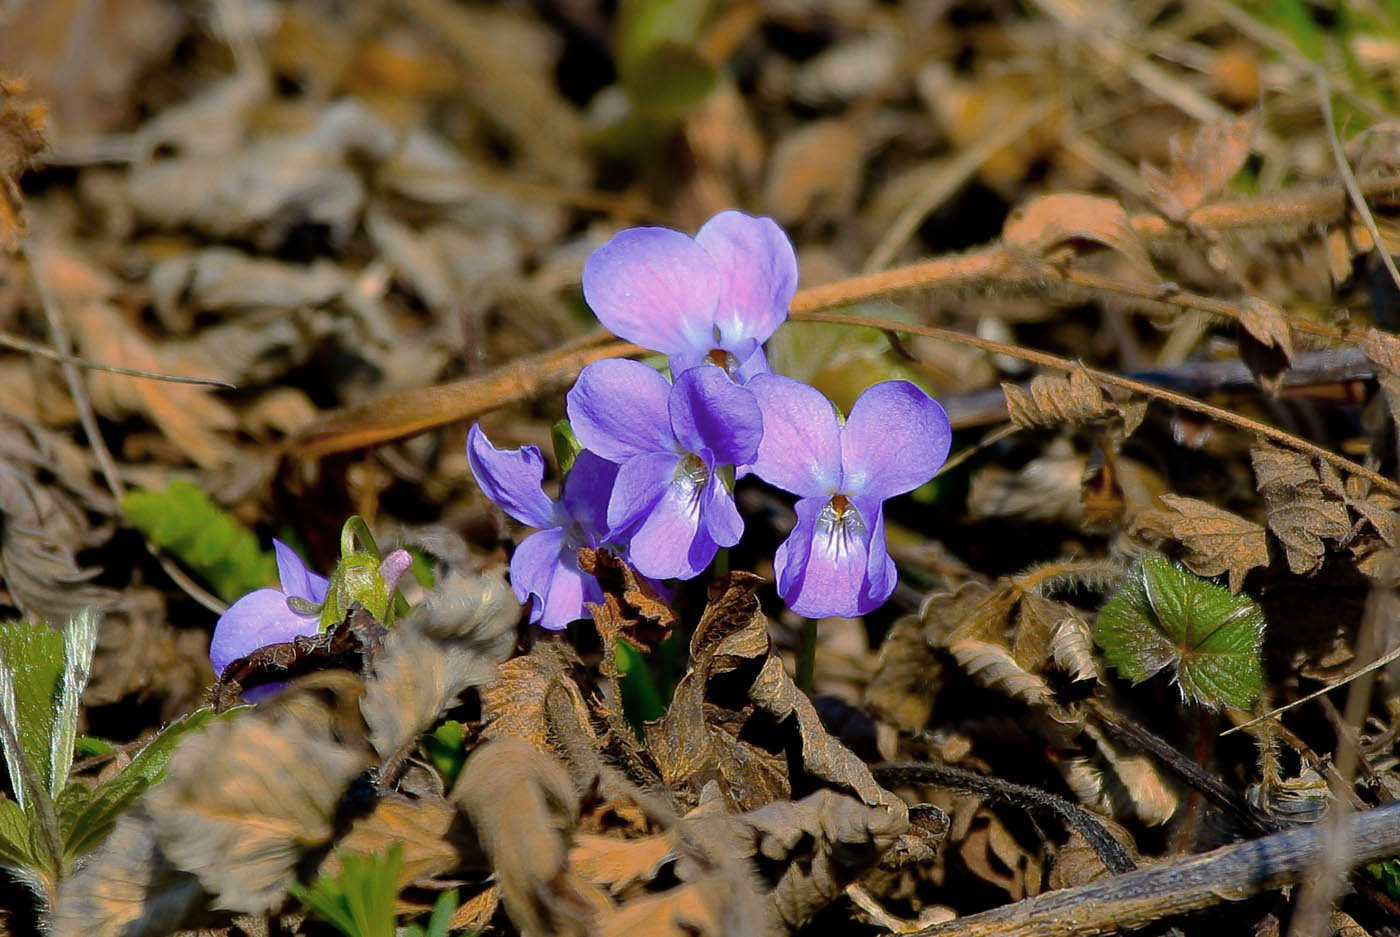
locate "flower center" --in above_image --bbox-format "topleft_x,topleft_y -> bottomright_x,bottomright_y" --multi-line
706,347 -> 740,375
675,453 -> 709,493
817,494 -> 867,556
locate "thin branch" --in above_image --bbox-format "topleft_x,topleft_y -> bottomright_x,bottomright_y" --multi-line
1223,642 -> 1400,737
0,329 -> 236,387
913,800 -> 1400,937
1315,69 -> 1400,297
790,308 -> 1400,498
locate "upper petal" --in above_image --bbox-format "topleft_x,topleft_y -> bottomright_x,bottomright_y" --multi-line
668,366 -> 764,466
273,539 -> 328,603
747,374 -> 841,498
582,227 -> 720,355
467,424 -> 560,529
695,210 -> 797,347
840,381 -> 952,501
560,449 -> 620,542
776,496 -> 880,619
210,588 -> 319,677
567,359 -> 675,462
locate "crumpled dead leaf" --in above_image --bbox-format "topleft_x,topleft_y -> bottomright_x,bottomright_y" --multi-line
0,77 -> 47,251
1002,193 -> 1153,277
645,573 -> 901,814
327,792 -> 466,886
1250,443 -> 1352,575
145,708 -> 370,913
1133,493 -> 1270,592
1140,115 -> 1257,222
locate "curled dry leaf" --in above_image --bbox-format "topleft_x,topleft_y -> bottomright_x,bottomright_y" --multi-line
52,813 -> 205,937
361,571 -> 517,766
645,573 -> 901,813
1250,444 -> 1352,575
145,709 -> 369,913
326,792 -> 465,886
1002,193 -> 1153,277
1237,296 -> 1294,366
579,547 -> 677,648
0,77 -> 47,252
1140,115 -> 1257,222
1002,365 -> 1108,429
480,640 -> 590,751
451,738 -> 597,937
1133,493 -> 1270,592
865,613 -> 943,733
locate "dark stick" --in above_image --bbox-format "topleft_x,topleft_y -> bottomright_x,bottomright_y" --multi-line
913,801 -> 1400,937
874,761 -> 1137,875
1088,700 -> 1285,836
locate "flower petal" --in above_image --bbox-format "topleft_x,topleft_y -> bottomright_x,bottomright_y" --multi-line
467,424 -> 559,529
695,210 -> 797,347
668,366 -> 763,466
701,471 -> 744,547
560,449 -> 619,542
774,496 -> 882,619
857,497 -> 898,609
567,359 -> 675,462
273,539 -> 328,603
626,479 -> 715,580
840,381 -> 952,500
509,527 -> 569,625
607,451 -> 679,536
538,557 -> 591,630
747,374 -> 841,498
209,588 -> 319,677
582,226 -> 720,355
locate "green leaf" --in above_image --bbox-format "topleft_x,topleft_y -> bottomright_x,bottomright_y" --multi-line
622,42 -> 717,113
0,797 -> 39,870
552,419 -> 584,477
0,620 -> 67,807
123,481 -> 278,603
52,609 -> 99,800
60,708 -> 230,861
1093,554 -> 1266,710
1366,857 -> 1400,899
403,888 -> 462,937
422,721 -> 469,789
290,846 -> 405,937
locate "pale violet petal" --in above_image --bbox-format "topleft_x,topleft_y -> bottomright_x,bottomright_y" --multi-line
840,381 -> 951,501
567,359 -> 675,463
695,210 -> 797,347
748,374 -> 841,498
582,226 -> 720,355
467,424 -> 560,529
209,588 -> 319,677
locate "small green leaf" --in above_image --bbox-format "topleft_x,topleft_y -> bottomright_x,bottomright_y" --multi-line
621,42 -> 717,113
552,419 -> 584,476
1093,554 -> 1266,709
290,846 -> 405,937
52,609 -> 99,800
123,481 -> 278,603
0,797 -> 39,870
422,721 -> 469,788
0,620 -> 67,806
1365,857 -> 1400,899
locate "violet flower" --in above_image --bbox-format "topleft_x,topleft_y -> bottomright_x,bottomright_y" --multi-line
467,424 -> 619,629
209,540 -> 328,677
582,210 -> 797,382
748,376 -> 951,618
566,359 -> 763,580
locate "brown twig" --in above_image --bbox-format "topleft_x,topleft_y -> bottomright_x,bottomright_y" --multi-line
912,800 -> 1400,937
792,308 -> 1400,498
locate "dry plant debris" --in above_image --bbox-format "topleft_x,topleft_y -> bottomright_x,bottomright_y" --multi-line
6,2 -> 1400,936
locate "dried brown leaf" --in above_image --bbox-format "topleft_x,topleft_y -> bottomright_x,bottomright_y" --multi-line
762,119 -> 864,224
1140,115 -> 1257,221
645,574 -> 901,814
0,77 -> 46,251
1133,494 -> 1269,592
1250,444 -> 1353,574
1048,614 -> 1101,684
946,640 -> 1057,711
865,613 -> 943,733
52,812 -> 205,937
328,793 -> 464,885
956,811 -> 1041,900
1002,193 -> 1153,275
1002,365 -> 1109,429
451,739 -> 598,937
1046,815 -> 1139,890
480,641 -> 590,751
1237,296 -> 1294,365
1363,328 -> 1400,429
146,710 -> 369,913
579,547 -> 677,648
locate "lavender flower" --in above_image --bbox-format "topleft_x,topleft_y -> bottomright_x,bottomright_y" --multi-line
582,210 -> 797,382
209,540 -> 328,676
748,376 -> 951,618
467,424 -> 619,629
566,359 -> 763,580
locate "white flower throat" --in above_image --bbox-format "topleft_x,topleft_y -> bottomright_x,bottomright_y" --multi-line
817,494 -> 867,556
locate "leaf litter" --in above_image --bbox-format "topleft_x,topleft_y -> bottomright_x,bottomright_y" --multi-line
5,1 -> 1400,936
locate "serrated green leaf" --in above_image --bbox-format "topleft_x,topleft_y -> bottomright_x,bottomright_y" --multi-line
1093,554 -> 1266,710
122,481 -> 278,602
60,708 -> 230,861
290,846 -> 404,937
0,620 -> 67,806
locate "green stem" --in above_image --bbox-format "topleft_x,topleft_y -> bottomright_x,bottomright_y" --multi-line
797,618 -> 818,696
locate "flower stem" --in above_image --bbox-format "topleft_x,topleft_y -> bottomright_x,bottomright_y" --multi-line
797,618 -> 818,696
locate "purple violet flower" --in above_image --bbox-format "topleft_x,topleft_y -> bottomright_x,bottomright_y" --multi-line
467,424 -> 619,629
566,359 -> 764,580
582,210 -> 798,382
748,376 -> 951,618
209,540 -> 328,677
